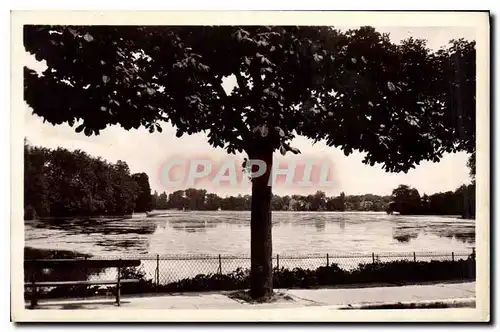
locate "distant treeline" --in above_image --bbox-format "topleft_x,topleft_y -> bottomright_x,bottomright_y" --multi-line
24,140 -> 152,219
25,140 -> 475,219
152,189 -> 392,212
387,184 -> 475,219
387,152 -> 475,219
152,185 -> 475,218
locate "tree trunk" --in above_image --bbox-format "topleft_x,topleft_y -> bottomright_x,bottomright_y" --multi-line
248,146 -> 274,299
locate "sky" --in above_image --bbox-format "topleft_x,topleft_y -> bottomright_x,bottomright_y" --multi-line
23,26 -> 476,198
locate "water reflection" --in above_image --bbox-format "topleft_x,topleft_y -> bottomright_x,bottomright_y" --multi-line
339,218 -> 346,232
25,211 -> 475,257
314,218 -> 325,232
171,222 -> 217,233
393,232 -> 419,243
391,218 -> 475,245
27,217 -> 157,236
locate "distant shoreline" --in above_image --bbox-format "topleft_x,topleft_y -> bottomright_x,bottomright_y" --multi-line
23,210 -> 472,221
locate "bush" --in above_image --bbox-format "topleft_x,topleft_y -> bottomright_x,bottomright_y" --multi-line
26,257 -> 476,300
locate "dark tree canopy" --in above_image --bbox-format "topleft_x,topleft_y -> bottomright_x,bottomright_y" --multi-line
24,141 -> 146,218
24,26 -> 475,173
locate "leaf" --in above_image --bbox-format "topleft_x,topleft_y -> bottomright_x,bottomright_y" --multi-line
199,64 -> 210,72
351,58 -> 357,64
102,75 -> 110,84
75,124 -> 85,133
313,53 -> 323,62
156,124 -> 163,133
289,146 -> 301,154
259,124 -> 269,137
279,145 -> 286,155
387,81 -> 396,91
83,33 -> 94,42
84,127 -> 92,136
276,127 -> 285,137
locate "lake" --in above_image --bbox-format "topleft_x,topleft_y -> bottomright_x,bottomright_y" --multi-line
25,211 -> 475,256
25,211 -> 475,282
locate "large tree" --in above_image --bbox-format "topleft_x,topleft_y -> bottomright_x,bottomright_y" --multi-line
23,26 -> 475,298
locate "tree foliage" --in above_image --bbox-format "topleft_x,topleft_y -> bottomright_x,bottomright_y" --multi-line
387,183 -> 475,218
132,173 -> 153,212
24,26 -> 475,171
24,141 -> 151,218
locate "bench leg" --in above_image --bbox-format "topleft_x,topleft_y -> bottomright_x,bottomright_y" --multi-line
115,285 -> 120,306
116,262 -> 121,306
29,287 -> 38,309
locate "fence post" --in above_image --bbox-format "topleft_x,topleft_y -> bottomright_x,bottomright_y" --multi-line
413,252 -> 416,263
218,254 -> 222,275
84,257 -> 88,298
326,253 -> 329,267
372,252 -> 375,264
276,254 -> 279,270
116,259 -> 121,306
452,252 -> 455,262
156,254 -> 160,290
84,257 -> 88,280
30,267 -> 37,309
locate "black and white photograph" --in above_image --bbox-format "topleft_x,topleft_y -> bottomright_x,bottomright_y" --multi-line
10,10 -> 490,322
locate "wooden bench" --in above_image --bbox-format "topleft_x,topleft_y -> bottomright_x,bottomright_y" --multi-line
24,258 -> 141,308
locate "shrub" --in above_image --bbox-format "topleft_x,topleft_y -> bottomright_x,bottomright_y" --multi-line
26,257 -> 476,299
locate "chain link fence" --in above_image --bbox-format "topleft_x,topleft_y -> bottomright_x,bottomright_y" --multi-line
77,249 -> 474,286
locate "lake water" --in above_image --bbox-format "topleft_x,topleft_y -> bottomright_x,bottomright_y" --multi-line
25,211 -> 475,282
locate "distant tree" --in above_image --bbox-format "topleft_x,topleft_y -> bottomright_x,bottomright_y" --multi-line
467,152 -> 476,182
184,188 -> 207,210
151,190 -> 159,210
24,142 -> 140,217
205,193 -> 222,210
157,191 -> 169,209
24,26 -> 475,298
420,194 -> 431,214
391,185 -> 422,215
455,184 -> 475,219
271,194 -> 284,211
168,190 -> 188,210
310,191 -> 327,211
24,140 -> 50,219
338,192 -> 346,212
132,173 -> 153,212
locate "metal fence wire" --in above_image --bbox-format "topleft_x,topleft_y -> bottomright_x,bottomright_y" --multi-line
43,249 -> 474,286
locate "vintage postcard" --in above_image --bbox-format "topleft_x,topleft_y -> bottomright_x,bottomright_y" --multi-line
11,10 -> 490,322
